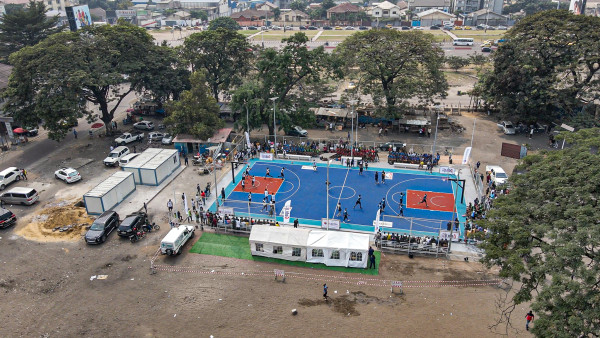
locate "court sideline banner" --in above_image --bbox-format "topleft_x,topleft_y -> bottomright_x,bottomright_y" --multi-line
259,152 -> 273,160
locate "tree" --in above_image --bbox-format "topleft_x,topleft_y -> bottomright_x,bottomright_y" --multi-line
208,17 -> 241,31
231,33 -> 339,137
3,24 -> 185,140
321,0 -> 336,10
182,29 -> 253,101
469,54 -> 488,67
445,56 -> 471,72
336,30 -> 447,118
190,10 -> 208,21
164,72 -> 224,140
0,0 -> 63,62
273,8 -> 281,21
503,0 -> 561,15
481,128 -> 600,337
309,7 -> 326,20
478,11 -> 600,124
290,0 -> 307,11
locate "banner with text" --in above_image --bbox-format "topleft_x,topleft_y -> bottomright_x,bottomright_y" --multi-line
259,152 -> 273,161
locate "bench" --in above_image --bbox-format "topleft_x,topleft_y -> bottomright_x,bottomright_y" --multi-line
393,162 -> 422,170
276,154 -> 312,161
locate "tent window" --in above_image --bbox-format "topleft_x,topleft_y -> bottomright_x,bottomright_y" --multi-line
255,243 -> 264,252
330,250 -> 340,260
273,246 -> 283,254
292,247 -> 301,257
312,249 -> 324,257
350,252 -> 363,261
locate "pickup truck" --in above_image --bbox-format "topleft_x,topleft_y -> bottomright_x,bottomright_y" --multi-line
115,133 -> 144,146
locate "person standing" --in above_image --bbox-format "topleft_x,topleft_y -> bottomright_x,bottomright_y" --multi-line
167,199 -> 173,213
184,156 -> 189,166
399,192 -> 404,207
476,161 -> 481,169
143,202 -> 147,214
252,176 -> 256,187
381,198 -> 386,212
427,127 -> 432,138
374,171 -> 379,184
313,160 -> 317,172
241,179 -> 245,191
264,188 -> 269,201
73,129 -> 78,139
279,168 -> 285,180
529,127 -> 534,139
323,284 -> 328,300
248,193 -> 252,206
335,201 -> 342,217
381,170 -> 386,184
197,183 -> 201,195
353,194 -> 362,210
525,311 -> 534,331
21,168 -> 27,180
262,197 -> 268,212
176,210 -> 182,221
293,219 -> 299,228
359,163 -> 363,175
201,191 -> 206,205
271,193 -> 276,206
368,251 -> 376,269
419,193 -> 428,207
398,204 -> 404,217
221,187 -> 226,204
265,168 -> 271,177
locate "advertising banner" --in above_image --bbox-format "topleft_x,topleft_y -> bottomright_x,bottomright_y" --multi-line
259,152 -> 273,160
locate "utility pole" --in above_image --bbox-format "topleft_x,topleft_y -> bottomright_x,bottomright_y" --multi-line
269,97 -> 278,156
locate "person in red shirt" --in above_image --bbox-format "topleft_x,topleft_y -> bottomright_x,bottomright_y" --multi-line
525,311 -> 534,331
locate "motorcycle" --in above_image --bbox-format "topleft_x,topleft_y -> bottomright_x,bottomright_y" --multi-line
129,229 -> 147,243
144,222 -> 160,232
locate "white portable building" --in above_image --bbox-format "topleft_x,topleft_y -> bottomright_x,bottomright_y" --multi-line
83,171 -> 136,215
249,224 -> 311,261
138,149 -> 180,186
306,230 -> 370,268
121,148 -> 162,184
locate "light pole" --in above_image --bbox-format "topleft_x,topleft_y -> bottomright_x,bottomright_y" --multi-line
269,97 -> 278,156
432,111 -> 440,157
245,101 -> 250,148
326,160 -> 330,230
348,100 -> 358,159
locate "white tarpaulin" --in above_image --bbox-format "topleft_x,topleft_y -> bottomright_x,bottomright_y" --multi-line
306,230 -> 370,268
249,225 -> 311,261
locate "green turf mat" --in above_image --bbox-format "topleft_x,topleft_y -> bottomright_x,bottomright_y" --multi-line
190,232 -> 379,275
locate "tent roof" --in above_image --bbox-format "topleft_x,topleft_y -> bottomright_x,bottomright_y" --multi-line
307,230 -> 370,251
249,224 -> 311,246
311,107 -> 349,117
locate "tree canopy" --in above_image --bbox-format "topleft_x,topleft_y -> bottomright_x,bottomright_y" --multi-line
290,0 -> 307,11
445,56 -> 471,72
503,0 -> 562,15
3,24 -> 185,140
481,128 -> 600,337
478,11 -> 600,125
208,17 -> 240,31
182,28 -> 253,101
336,30 -> 447,118
231,33 -> 339,136
164,71 -> 224,140
0,0 -> 63,62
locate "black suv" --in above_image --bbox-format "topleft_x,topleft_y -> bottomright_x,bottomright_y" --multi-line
85,211 -> 120,245
322,26 -> 333,30
118,212 -> 147,238
0,208 -> 16,229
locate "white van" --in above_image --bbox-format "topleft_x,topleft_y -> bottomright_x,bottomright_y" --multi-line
103,146 -> 130,167
160,225 -> 195,256
119,153 -> 139,167
0,187 -> 39,205
0,167 -> 22,190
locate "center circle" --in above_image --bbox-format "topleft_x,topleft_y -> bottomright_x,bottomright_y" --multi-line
328,186 -> 356,200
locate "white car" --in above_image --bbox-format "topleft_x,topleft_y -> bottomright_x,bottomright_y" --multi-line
485,165 -> 508,185
148,132 -> 165,141
0,167 -> 23,190
54,167 -> 81,183
133,121 -> 154,130
498,121 -> 516,135
162,134 -> 174,145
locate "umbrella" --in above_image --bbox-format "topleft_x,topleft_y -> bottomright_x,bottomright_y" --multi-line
13,128 -> 27,134
91,123 -> 104,129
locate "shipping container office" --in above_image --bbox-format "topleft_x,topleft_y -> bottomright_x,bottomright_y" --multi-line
83,171 -> 136,215
138,149 -> 180,186
121,148 -> 162,184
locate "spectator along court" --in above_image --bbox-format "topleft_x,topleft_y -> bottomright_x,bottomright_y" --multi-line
212,159 -> 466,237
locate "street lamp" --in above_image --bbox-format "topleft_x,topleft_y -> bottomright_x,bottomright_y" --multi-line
348,100 -> 358,159
326,160 -> 331,229
245,101 -> 250,148
432,110 -> 440,157
269,97 -> 278,156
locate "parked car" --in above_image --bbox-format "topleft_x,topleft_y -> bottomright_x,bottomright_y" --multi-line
271,25 -> 281,30
359,26 -> 368,30
322,26 -> 333,30
161,225 -> 195,255
117,212 -> 147,238
299,25 -> 307,30
334,26 -> 342,30
486,165 -> 509,185
0,167 -> 23,190
0,208 -> 17,229
378,141 -> 406,151
103,146 -> 130,166
497,25 -> 508,30
463,26 -> 472,30
247,26 -> 257,30
0,187 -> 39,206
162,134 -> 174,145
114,132 -> 144,145
85,211 -> 120,245
133,121 -> 154,130
345,26 -> 354,30
454,26 -> 464,30
148,132 -> 166,141
285,26 -> 293,30
286,126 -> 308,137
54,167 -> 81,183
401,26 -> 410,30
430,25 -> 440,30
498,121 -> 516,135
308,26 -> 318,30
481,47 -> 492,53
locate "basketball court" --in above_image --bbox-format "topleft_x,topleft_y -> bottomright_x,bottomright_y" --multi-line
214,159 -> 465,237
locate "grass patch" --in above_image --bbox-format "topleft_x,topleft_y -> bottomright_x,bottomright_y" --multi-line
190,232 -> 380,275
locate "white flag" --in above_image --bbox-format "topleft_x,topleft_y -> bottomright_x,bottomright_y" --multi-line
374,209 -> 381,234
183,193 -> 189,219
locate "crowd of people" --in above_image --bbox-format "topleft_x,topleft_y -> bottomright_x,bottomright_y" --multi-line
376,231 -> 450,248
387,150 -> 439,166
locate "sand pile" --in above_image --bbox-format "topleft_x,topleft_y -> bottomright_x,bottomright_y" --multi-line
16,201 -> 95,242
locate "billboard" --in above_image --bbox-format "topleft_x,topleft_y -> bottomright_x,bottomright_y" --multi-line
66,5 -> 93,31
116,10 -> 136,18
569,0 -> 587,14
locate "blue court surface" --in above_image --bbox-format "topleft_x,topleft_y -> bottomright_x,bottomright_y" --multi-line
213,159 -> 466,237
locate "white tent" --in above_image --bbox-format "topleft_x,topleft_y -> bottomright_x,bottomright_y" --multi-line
306,230 -> 370,268
249,224 -> 311,261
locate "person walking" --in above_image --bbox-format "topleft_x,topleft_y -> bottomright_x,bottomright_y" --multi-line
262,197 -> 268,212
184,156 -> 189,166
529,127 -> 534,139
167,199 -> 173,213
21,168 -> 27,180
381,198 -> 386,212
368,252 -> 376,269
248,193 -> 252,206
176,210 -> 182,221
265,168 -> 271,177
264,188 -> 269,201
419,193 -> 428,207
399,192 -> 404,207
201,191 -> 206,205
398,204 -> 404,217
323,284 -> 328,300
197,183 -> 201,195
353,194 -> 362,210
343,208 -> 350,222
374,171 -> 379,184
279,168 -> 285,180
476,161 -> 481,169
252,176 -> 256,187
143,202 -> 147,214
187,209 -> 193,222
525,311 -> 534,331
221,187 -> 226,204
335,201 -> 342,217
241,179 -> 245,191
359,163 -> 363,175
381,170 -> 386,184
73,129 -> 78,139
